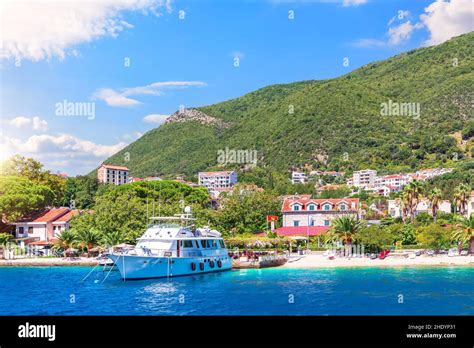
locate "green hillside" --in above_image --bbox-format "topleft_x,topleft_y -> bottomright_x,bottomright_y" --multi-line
101,32 -> 474,179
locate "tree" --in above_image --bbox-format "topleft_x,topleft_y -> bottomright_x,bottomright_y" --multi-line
75,228 -> 101,257
356,225 -> 394,253
0,233 -> 12,246
452,214 -> 474,253
330,216 -> 362,245
62,176 -> 99,209
0,155 -> 66,205
52,229 -> 77,255
403,180 -> 424,223
0,176 -> 54,222
102,230 -> 126,248
428,187 -> 443,223
213,185 -> 280,235
453,183 -> 471,216
415,224 -> 452,251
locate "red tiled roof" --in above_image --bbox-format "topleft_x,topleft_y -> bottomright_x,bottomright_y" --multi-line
282,196 -> 359,212
259,226 -> 329,237
14,208 -> 70,223
101,164 -> 129,171
199,171 -> 234,176
52,210 -> 80,223
383,175 -> 403,179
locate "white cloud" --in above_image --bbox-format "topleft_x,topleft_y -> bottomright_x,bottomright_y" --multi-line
8,116 -> 48,131
388,21 -> 415,45
143,114 -> 169,123
9,116 -> 31,128
32,117 -> 49,131
0,0 -> 172,61
1,133 -> 126,158
352,1 -> 473,49
93,88 -> 141,107
420,0 -> 474,46
93,81 -> 206,107
0,131 -> 128,174
387,10 -> 410,26
350,38 -> 388,48
342,0 -> 368,7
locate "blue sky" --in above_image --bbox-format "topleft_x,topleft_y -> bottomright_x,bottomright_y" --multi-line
0,0 -> 472,175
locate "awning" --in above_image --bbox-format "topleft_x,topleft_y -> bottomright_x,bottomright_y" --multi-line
257,226 -> 329,237
29,240 -> 55,246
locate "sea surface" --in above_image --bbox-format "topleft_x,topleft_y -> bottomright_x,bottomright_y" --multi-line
0,266 -> 473,315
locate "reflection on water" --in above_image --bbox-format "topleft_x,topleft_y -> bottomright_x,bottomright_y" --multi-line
0,266 -> 473,315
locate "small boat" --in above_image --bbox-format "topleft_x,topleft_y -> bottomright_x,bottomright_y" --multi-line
107,208 -> 232,280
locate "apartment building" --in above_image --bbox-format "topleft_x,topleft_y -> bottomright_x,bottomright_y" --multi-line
97,164 -> 129,185
198,171 -> 238,190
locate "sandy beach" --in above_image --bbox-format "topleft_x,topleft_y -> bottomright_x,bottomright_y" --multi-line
283,253 -> 474,269
0,257 -> 100,266
2,253 -> 474,268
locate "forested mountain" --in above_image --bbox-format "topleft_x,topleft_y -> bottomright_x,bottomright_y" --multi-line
100,32 -> 473,179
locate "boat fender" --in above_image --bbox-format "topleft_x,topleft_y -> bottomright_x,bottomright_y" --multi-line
217,260 -> 222,268
191,262 -> 196,271
200,262 -> 205,271
209,260 -> 215,268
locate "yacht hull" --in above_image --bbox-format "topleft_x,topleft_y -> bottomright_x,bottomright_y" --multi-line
107,254 -> 232,280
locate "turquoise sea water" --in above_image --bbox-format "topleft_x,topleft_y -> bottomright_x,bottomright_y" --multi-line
0,266 -> 473,315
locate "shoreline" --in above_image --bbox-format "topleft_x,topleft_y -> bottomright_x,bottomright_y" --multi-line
0,257 -> 100,266
282,254 -> 474,269
1,254 -> 474,268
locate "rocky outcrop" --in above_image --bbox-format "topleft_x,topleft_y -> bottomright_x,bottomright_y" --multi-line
165,108 -> 231,128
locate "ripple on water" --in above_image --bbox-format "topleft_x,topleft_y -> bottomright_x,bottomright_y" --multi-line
1,266 -> 473,315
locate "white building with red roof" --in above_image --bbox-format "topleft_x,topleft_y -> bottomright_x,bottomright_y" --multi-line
12,208 -> 80,247
281,195 -> 360,229
97,164 -> 129,185
198,171 -> 237,190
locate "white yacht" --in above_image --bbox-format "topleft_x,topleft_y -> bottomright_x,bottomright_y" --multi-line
107,209 -> 232,280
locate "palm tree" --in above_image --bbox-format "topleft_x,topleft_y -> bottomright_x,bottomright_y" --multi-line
331,216 -> 362,246
400,191 -> 410,223
0,233 -> 12,246
452,214 -> 474,254
101,230 -> 125,249
403,180 -> 424,223
453,183 -> 471,216
52,229 -> 76,255
75,228 -> 101,257
428,188 -> 443,223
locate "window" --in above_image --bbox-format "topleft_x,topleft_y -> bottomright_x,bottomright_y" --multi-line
28,227 -> 33,234
219,240 -> 225,248
182,240 -> 193,248
310,219 -> 315,226
18,227 -> 24,234
194,240 -> 200,248
211,240 -> 217,249
324,204 -> 331,211
293,204 -> 301,211
324,220 -> 330,226
201,240 -> 209,248
339,204 -> 347,211
308,204 -> 315,211
293,221 -> 299,227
